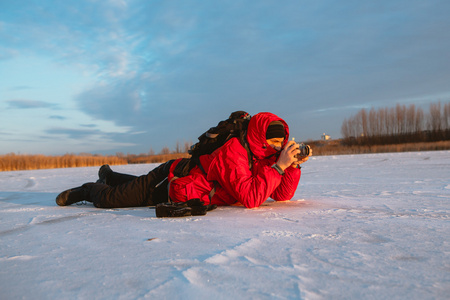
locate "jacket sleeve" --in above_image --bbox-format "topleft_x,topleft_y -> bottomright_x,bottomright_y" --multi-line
271,166 -> 301,201
206,138 -> 287,208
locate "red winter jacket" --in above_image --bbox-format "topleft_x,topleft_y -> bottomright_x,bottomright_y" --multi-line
168,112 -> 301,208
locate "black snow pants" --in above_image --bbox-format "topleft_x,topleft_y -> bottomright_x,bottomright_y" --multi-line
89,160 -> 174,208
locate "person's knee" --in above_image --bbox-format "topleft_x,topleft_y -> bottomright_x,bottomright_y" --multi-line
86,183 -> 110,208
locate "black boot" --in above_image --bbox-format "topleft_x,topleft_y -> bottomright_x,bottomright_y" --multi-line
97,164 -> 113,184
56,183 -> 93,206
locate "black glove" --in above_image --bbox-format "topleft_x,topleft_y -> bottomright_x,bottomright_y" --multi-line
155,199 -> 217,218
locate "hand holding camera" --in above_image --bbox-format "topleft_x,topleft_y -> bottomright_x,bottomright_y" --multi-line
276,138 -> 312,171
294,141 -> 311,161
291,138 -> 312,166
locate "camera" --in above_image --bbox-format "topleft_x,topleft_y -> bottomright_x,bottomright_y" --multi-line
292,139 -> 311,160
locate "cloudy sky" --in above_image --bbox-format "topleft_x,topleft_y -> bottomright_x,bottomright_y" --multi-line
1,0 -> 449,155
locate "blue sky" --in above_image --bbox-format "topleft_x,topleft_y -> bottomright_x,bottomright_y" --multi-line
1,0 -> 449,155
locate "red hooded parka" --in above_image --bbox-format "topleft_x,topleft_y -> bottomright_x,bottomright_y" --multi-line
168,112 -> 301,208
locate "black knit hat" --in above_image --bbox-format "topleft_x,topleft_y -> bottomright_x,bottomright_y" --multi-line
266,122 -> 285,139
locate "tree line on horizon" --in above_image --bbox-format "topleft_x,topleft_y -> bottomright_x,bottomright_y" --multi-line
341,101 -> 450,145
2,101 -> 449,172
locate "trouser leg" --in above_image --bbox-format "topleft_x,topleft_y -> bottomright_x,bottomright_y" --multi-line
90,160 -> 174,208
106,171 -> 138,187
98,164 -> 138,186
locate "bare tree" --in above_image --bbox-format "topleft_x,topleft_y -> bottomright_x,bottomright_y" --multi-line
395,104 -> 406,135
352,114 -> 361,137
443,102 -> 450,130
406,104 -> 416,134
378,107 -> 386,136
386,107 -> 396,136
160,146 -> 170,155
175,141 -> 182,154
415,107 -> 424,133
368,108 -> 377,136
184,141 -> 193,153
341,118 -> 351,138
360,109 -> 368,137
428,102 -> 442,131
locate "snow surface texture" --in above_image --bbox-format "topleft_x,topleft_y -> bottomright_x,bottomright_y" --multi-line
1,151 -> 449,299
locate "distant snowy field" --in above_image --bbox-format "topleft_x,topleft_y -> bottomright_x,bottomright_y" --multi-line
1,151 -> 449,299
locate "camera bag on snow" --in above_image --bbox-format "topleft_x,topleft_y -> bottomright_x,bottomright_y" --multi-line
155,199 -> 217,218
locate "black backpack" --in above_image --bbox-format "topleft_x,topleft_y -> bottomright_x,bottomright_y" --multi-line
173,111 -> 252,177
189,110 -> 251,158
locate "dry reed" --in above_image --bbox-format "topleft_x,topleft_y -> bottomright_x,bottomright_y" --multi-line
1,141 -> 449,172
0,153 -> 127,172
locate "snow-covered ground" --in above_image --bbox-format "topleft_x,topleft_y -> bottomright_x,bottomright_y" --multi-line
1,151 -> 449,300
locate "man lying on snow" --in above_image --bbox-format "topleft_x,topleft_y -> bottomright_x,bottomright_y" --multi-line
56,112 -> 312,217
